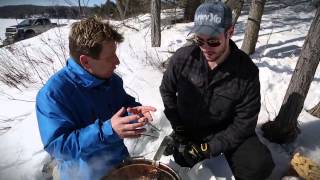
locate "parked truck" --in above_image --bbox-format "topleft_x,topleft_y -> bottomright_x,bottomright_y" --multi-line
4,17 -> 58,45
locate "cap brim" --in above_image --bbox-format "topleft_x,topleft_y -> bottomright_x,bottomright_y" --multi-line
189,25 -> 225,37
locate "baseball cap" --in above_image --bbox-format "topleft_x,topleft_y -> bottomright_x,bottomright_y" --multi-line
190,1 -> 232,37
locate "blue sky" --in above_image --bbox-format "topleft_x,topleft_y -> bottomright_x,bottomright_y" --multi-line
0,0 -> 115,7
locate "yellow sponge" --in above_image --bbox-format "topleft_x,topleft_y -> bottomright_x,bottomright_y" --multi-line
291,153 -> 320,180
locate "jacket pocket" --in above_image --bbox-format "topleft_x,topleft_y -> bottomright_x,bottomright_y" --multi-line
209,92 -> 236,121
177,76 -> 202,120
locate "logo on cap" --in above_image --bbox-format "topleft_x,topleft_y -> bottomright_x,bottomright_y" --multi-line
195,13 -> 222,26
189,2 -> 232,37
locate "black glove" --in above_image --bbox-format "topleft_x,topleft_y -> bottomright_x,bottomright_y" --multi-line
163,130 -> 188,156
182,142 -> 211,167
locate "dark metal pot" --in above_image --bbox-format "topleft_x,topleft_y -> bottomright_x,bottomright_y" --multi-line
101,158 -> 181,180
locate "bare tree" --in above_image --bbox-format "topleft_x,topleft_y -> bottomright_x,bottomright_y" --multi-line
115,0 -> 129,20
115,0 -> 125,19
307,101 -> 320,118
241,0 -> 266,55
78,0 -> 83,17
151,0 -> 161,47
179,0 -> 202,22
64,0 -> 91,18
262,5 -> 320,144
225,0 -> 244,25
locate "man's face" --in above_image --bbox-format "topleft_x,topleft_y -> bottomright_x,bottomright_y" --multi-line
82,41 -> 120,79
195,28 -> 233,62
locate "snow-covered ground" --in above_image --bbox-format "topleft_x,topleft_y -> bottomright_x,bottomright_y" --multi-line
0,1 -> 319,179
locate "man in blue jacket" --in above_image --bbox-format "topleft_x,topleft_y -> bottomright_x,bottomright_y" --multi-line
36,17 -> 156,180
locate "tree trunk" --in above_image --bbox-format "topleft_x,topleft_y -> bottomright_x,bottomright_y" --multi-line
225,0 -> 244,25
183,0 -> 201,22
262,7 -> 320,144
241,0 -> 266,55
151,0 -> 161,47
123,0 -> 130,18
78,0 -> 83,18
115,0 -> 125,19
308,101 -> 320,118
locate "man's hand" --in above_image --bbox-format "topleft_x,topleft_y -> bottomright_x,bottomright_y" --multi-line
183,142 -> 211,167
111,107 -> 148,138
127,106 -> 156,122
163,131 -> 188,156
163,131 -> 211,167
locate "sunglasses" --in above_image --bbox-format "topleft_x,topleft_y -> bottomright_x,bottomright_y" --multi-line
193,37 -> 221,47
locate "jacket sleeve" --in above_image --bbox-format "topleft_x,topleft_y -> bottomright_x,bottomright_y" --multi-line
124,93 -> 141,107
123,87 -> 141,108
208,75 -> 261,156
116,74 -> 141,108
159,53 -> 183,130
36,90 -> 120,161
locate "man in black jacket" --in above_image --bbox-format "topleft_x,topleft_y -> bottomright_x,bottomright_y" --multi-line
160,2 -> 274,180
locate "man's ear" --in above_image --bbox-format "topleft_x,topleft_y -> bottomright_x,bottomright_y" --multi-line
227,26 -> 235,38
79,55 -> 91,70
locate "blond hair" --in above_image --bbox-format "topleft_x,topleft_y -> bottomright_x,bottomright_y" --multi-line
69,17 -> 123,63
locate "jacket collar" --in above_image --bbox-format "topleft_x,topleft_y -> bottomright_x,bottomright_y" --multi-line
219,40 -> 239,74
200,40 -> 240,86
66,58 -> 107,88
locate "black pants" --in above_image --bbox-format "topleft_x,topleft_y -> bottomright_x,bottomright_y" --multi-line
173,135 -> 275,180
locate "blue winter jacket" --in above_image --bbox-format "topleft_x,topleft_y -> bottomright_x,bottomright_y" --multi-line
36,58 -> 140,180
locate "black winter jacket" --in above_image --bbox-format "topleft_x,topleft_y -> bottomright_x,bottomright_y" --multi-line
160,40 -> 261,155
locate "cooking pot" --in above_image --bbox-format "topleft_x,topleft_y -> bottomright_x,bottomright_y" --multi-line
101,158 -> 181,180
